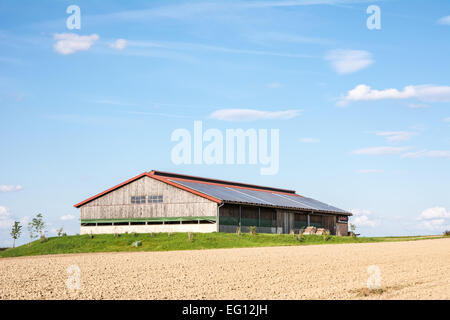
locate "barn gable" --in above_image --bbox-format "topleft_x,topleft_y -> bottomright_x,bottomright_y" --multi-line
79,175 -> 218,221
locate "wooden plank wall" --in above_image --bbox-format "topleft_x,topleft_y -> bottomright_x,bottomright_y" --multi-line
80,176 -> 217,220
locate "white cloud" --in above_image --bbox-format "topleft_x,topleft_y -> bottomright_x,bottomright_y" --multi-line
349,209 -> 380,228
0,207 -> 29,230
325,49 -> 374,74
416,207 -> 450,231
408,103 -> 428,109
444,117 -> 450,123
376,131 -> 416,143
20,216 -> 30,225
0,184 -> 22,192
401,150 -> 450,159
352,146 -> 410,156
418,207 -> 450,220
338,84 -> 450,106
0,206 -> 12,229
210,109 -> 301,121
357,169 -> 383,174
110,38 -> 127,50
437,15 -> 450,25
53,33 -> 100,55
300,137 -> 320,143
60,214 -> 76,221
0,206 -> 9,217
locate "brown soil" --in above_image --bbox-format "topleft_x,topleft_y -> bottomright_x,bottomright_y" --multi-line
0,238 -> 449,300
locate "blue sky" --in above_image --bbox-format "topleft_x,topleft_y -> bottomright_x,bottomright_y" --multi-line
1,0 -> 449,245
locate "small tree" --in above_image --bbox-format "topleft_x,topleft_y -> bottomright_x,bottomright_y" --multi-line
56,227 -> 64,237
10,221 -> 22,248
28,213 -> 46,240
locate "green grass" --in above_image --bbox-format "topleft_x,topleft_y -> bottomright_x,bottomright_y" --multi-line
0,233 -> 445,258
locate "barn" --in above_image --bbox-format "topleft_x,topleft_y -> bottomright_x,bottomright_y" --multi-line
74,170 -> 351,236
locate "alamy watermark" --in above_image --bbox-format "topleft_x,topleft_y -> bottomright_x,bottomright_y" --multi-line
66,264 -> 81,291
366,5 -> 381,30
170,121 -> 279,175
366,265 -> 382,289
66,5 -> 81,30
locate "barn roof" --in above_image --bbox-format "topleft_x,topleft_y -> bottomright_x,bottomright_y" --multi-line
74,170 -> 351,215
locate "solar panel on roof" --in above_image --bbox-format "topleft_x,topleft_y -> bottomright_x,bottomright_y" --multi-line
169,179 -> 348,214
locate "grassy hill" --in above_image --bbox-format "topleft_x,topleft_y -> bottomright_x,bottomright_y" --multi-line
0,232 -> 445,258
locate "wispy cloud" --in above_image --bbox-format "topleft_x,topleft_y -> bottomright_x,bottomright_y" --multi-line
242,0 -> 377,8
300,137 -> 320,143
325,49 -> 374,74
210,109 -> 301,121
352,146 -> 410,156
357,169 -> 383,174
110,38 -> 127,50
437,15 -> 450,25
250,32 -> 333,46
408,103 -> 428,109
90,99 -> 139,107
127,39 -> 313,59
267,82 -> 282,89
401,150 -> 450,159
444,117 -> 450,123
53,33 -> 99,55
0,185 -> 22,192
338,84 -> 450,106
376,131 -> 417,143
88,0 -> 378,23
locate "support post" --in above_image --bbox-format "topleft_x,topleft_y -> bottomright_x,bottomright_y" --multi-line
258,207 -> 261,228
239,205 -> 242,227
307,213 -> 311,226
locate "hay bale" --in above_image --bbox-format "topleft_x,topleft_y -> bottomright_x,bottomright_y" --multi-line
303,226 -> 317,235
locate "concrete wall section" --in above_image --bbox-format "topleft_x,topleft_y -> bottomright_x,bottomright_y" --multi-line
80,223 -> 217,235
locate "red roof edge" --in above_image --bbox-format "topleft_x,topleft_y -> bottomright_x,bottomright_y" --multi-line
74,172 -> 222,208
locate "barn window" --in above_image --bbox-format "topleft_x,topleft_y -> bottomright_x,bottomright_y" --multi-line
131,196 -> 146,204
148,195 -> 163,203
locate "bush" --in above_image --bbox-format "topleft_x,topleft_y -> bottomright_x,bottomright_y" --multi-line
132,232 -> 137,237
444,230 -> 450,236
322,230 -> 331,241
114,233 -> 120,238
89,233 -> 94,239
249,226 -> 256,236
39,235 -> 48,243
296,233 -> 305,242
